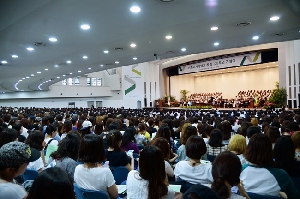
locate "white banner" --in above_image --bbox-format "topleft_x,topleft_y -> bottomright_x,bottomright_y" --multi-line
122,64 -> 143,100
178,52 -> 261,74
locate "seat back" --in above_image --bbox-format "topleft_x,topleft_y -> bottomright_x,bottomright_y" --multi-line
73,183 -> 108,199
247,192 -> 283,199
110,166 -> 129,185
22,168 -> 39,181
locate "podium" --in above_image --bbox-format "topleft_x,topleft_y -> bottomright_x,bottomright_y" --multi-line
249,99 -> 254,108
154,100 -> 164,108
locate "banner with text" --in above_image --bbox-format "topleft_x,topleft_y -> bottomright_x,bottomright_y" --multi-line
122,64 -> 144,100
178,52 -> 261,74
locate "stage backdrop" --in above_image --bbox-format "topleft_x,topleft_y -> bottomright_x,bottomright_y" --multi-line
170,67 -> 278,100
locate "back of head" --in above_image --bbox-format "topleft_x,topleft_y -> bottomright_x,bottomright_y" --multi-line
27,167 -> 75,199
181,126 -> 198,145
208,129 -> 223,147
221,121 -> 232,140
51,132 -> 80,160
156,125 -> 171,140
149,137 -> 170,160
246,126 -> 261,139
0,128 -> 18,148
107,130 -> 122,151
266,126 -> 280,143
211,151 -> 241,199
291,131 -> 300,149
183,184 -> 221,199
78,134 -> 105,163
186,136 -> 207,160
228,134 -> 246,154
25,130 -> 44,151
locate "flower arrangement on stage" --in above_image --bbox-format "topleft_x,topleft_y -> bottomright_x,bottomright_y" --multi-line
267,82 -> 287,108
179,105 -> 213,109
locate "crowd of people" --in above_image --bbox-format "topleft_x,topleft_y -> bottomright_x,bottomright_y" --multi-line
0,106 -> 300,199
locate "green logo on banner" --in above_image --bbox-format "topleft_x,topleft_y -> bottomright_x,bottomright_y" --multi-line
240,52 -> 260,66
124,65 -> 141,95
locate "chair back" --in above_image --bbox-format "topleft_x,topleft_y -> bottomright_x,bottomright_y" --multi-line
73,183 -> 108,199
110,166 -> 129,185
22,168 -> 39,181
247,192 -> 283,199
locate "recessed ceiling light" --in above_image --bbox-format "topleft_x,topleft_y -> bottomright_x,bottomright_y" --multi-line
63,75 -> 66,76
81,24 -> 90,30
83,56 -> 88,59
211,27 -> 218,30
31,74 -> 34,76
49,37 -> 57,42
70,72 -> 72,74
214,42 -> 219,46
1,61 -> 7,64
19,80 -> 22,82
45,68 -> 48,71
22,78 -> 25,79
270,16 -> 280,21
166,35 -> 172,39
66,60 -> 71,64
115,61 -> 119,64
252,36 -> 259,40
88,67 -> 91,70
78,70 -> 81,73
181,48 -> 186,52
54,65 -> 58,67
27,47 -> 34,51
12,55 -> 18,58
57,77 -> 60,78
130,43 -> 136,48
103,50 -> 109,53
100,64 -> 103,67
37,72 -> 41,74
26,76 -> 30,78
130,6 -> 141,13
132,57 -> 137,60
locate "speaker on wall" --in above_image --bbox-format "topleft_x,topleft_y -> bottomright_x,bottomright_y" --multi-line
144,98 -> 147,107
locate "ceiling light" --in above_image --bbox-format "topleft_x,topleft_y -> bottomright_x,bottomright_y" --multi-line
66,60 -> 71,64
78,70 -> 81,73
165,35 -> 172,39
45,68 -> 48,71
26,76 -> 30,78
37,71 -> 41,74
211,27 -> 218,30
181,48 -> 186,52
49,37 -> 57,42
63,75 -> 66,76
27,47 -> 34,51
12,55 -> 18,58
214,42 -> 219,46
133,57 -> 137,60
252,36 -> 259,40
103,50 -> 109,53
22,78 -> 25,79
130,6 -> 141,13
1,61 -> 7,64
31,74 -> 34,76
83,56 -> 88,59
270,16 -> 280,21
19,80 -> 22,81
54,65 -> 58,67
81,24 -> 90,30
115,61 -> 119,64
130,43 -> 136,48
88,68 -> 91,70
100,64 -> 103,67
70,73 -> 72,74
57,77 -> 60,78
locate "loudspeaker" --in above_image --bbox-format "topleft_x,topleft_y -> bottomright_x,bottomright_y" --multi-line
144,98 -> 147,107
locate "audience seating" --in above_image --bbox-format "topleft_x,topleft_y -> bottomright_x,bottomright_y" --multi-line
22,168 -> 39,181
74,183 -> 109,199
110,166 -> 129,185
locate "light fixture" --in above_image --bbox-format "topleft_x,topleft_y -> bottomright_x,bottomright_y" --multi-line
130,6 -> 141,13
54,65 -> 58,67
115,61 -> 119,64
211,27 -> 218,30
100,64 -> 103,67
78,70 -> 81,73
165,35 -> 172,39
103,50 -> 109,53
12,55 -> 18,58
1,61 -> 7,64
45,68 -> 48,71
31,74 -> 34,76
270,16 -> 280,21
66,60 -> 71,64
181,48 -> 186,52
252,36 -> 259,40
83,56 -> 88,59
70,72 -> 72,74
27,47 -> 34,51
130,43 -> 136,48
133,57 -> 137,60
63,75 -> 66,76
214,42 -> 219,46
22,78 -> 25,79
57,77 -> 60,78
49,37 -> 57,42
19,80 -> 22,82
37,71 -> 41,74
26,76 -> 30,78
88,67 -> 91,70
81,24 -> 90,30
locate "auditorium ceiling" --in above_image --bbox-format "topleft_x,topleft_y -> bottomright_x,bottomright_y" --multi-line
0,0 -> 300,93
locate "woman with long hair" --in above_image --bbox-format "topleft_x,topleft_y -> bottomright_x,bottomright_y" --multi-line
74,134 -> 118,199
121,126 -> 139,154
60,119 -> 73,140
126,145 -> 175,199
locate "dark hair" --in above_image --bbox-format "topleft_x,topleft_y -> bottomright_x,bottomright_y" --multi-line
62,120 -> 72,133
51,133 -> 80,161
181,126 -> 198,145
107,121 -> 119,132
27,167 -> 75,199
94,122 -> 104,135
186,136 -> 207,160
150,137 -> 170,160
155,125 -> 171,143
266,126 -> 280,143
273,136 -> 295,175
107,130 -> 123,152
45,125 -> 57,136
245,133 -> 273,166
78,134 -> 106,163
222,121 -> 232,140
0,128 -> 18,148
246,126 -> 261,139
211,151 -> 241,199
203,125 -> 214,138
12,124 -> 22,133
291,131 -> 300,149
121,126 -> 137,147
208,129 -> 224,147
289,122 -> 299,131
139,145 -> 168,199
25,130 -> 45,151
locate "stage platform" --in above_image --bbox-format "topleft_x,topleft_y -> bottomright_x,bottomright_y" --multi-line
143,107 -> 267,112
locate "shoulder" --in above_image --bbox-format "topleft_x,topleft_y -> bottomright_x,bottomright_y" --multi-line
0,182 -> 27,199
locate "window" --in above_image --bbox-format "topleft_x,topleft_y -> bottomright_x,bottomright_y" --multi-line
86,78 -> 91,86
91,78 -> 97,86
97,78 -> 102,86
62,79 -> 67,85
74,77 -> 79,85
68,78 -> 73,85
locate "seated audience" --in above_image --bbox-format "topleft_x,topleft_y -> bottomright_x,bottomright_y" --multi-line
44,125 -> 59,149
228,134 -> 247,165
0,128 -> 18,148
177,125 -> 198,161
206,129 -> 228,158
291,131 -> 300,161
121,126 -> 139,154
